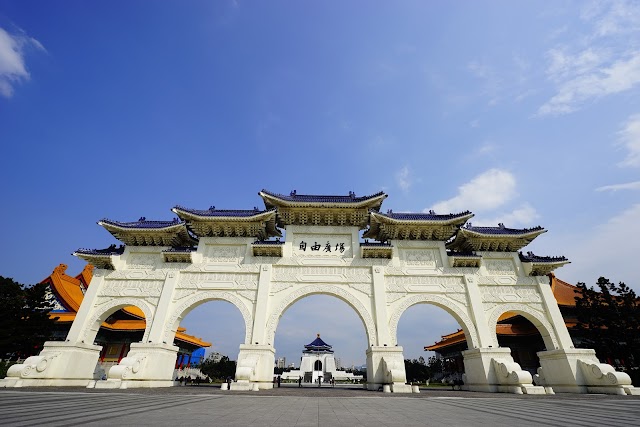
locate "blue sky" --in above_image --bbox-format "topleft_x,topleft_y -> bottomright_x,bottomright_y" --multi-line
1,1 -> 639,367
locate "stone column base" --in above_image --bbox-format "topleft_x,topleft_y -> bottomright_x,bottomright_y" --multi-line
365,346 -> 411,393
90,342 -> 179,389
232,344 -> 275,391
1,341 -> 101,388
537,348 -> 639,395
463,347 -> 548,394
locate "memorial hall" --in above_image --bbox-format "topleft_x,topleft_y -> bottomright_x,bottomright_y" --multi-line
2,189 -> 637,395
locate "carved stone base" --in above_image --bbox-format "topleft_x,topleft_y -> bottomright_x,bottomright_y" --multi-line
233,344 -> 275,391
108,343 -> 178,382
463,347 -> 548,394
537,349 -> 638,395
93,379 -> 174,389
1,341 -> 101,388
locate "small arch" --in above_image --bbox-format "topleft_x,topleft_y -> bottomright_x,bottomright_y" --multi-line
164,291 -> 253,345
265,285 -> 377,346
82,298 -> 153,345
487,303 -> 559,351
389,295 -> 480,349
314,360 -> 322,371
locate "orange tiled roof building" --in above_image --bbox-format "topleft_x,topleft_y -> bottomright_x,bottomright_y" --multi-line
426,274 -> 583,374
43,264 -> 210,369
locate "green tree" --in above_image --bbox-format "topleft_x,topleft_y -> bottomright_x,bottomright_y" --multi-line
404,357 -> 431,383
574,277 -> 640,370
0,276 -> 56,359
199,355 -> 237,381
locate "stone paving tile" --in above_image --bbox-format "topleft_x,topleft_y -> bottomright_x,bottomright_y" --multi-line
1,387 -> 640,426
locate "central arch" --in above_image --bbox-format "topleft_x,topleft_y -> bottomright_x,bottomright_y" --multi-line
389,294 -> 481,349
265,284 -> 377,346
487,303 -> 559,351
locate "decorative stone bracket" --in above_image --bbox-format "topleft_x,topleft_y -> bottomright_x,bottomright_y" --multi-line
491,358 -> 547,394
230,344 -> 275,391
1,341 -> 101,388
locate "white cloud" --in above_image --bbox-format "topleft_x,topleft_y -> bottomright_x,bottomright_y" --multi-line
538,52 -> 640,116
596,181 -> 640,192
395,166 -> 411,193
0,26 -> 44,98
539,2 -> 640,116
474,203 -> 540,227
429,169 -> 516,214
617,113 -> 640,167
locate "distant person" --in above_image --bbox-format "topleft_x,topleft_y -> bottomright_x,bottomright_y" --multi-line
298,376 -> 302,388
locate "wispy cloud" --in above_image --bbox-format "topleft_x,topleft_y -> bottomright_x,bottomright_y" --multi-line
617,113 -> 640,167
0,26 -> 44,98
596,181 -> 640,192
395,166 -> 411,193
539,1 -> 640,116
476,203 -> 540,227
429,168 -> 516,213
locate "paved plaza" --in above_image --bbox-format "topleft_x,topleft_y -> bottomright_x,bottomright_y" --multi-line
1,386 -> 639,426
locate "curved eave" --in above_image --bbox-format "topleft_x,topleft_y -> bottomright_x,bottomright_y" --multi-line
98,221 -> 198,246
259,191 -> 387,210
44,264 -> 85,312
370,211 -> 474,226
522,260 -> 571,276
73,252 -> 116,270
447,227 -> 547,252
172,207 -> 277,223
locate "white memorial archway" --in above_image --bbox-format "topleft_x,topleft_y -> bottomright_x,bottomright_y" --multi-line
3,190 -> 637,395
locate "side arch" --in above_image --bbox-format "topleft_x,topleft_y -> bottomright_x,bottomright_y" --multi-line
487,303 -> 559,351
81,298 -> 154,345
265,284 -> 377,346
389,294 -> 480,349
163,291 -> 254,345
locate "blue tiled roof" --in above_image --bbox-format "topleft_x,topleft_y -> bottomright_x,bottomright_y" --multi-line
519,251 -> 568,262
380,210 -> 472,221
360,241 -> 392,247
261,189 -> 386,204
100,218 -> 183,229
463,223 -> 545,235
447,250 -> 481,258
174,206 -> 274,217
163,247 -> 197,253
74,245 -> 125,256
252,240 -> 284,245
305,335 -> 332,349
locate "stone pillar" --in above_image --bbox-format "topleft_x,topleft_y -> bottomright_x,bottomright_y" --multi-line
146,270 -> 179,344
463,275 -> 495,348
231,344 -> 275,391
365,346 -> 411,393
250,265 -> 272,346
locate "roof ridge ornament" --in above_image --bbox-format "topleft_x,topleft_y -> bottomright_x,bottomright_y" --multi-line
138,217 -> 146,221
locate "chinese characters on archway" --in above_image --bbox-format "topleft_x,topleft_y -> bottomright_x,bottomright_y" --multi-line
298,241 -> 346,253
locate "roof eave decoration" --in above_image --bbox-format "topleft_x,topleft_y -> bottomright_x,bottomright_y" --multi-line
73,245 -> 125,270
447,251 -> 482,268
363,211 -> 474,241
446,225 -> 547,252
252,240 -> 284,257
162,247 -> 196,263
98,218 -> 198,247
360,242 -> 393,259
259,190 -> 387,229
519,252 -> 570,276
172,207 -> 282,239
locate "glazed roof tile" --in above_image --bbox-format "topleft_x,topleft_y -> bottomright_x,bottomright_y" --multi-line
163,246 -> 197,253
305,335 -> 332,349
74,245 -> 125,256
173,206 -> 275,217
99,218 -> 183,229
519,251 -> 568,263
252,240 -> 284,245
260,189 -> 386,204
447,251 -> 481,258
463,223 -> 545,235
379,210 -> 473,221
360,241 -> 393,247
